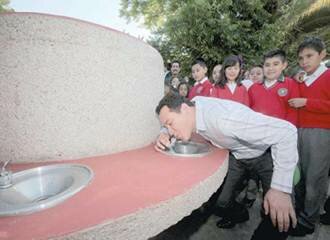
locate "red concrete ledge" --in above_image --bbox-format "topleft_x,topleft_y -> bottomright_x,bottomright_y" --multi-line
0,144 -> 228,240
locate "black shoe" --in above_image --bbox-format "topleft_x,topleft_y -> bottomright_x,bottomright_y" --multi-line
216,212 -> 249,229
251,217 -> 289,240
213,206 -> 226,218
216,217 -> 236,229
320,212 -> 330,225
244,198 -> 255,208
289,223 -> 314,236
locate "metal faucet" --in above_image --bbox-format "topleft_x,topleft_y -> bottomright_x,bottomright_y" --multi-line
0,159 -> 13,188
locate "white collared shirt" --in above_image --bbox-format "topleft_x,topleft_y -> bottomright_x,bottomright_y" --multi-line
194,77 -> 208,86
193,96 -> 298,193
226,82 -> 237,94
304,64 -> 328,87
264,79 -> 277,88
241,79 -> 253,90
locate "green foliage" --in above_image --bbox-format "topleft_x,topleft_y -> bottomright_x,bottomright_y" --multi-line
0,0 -> 13,13
120,0 -> 330,75
281,0 -> 330,69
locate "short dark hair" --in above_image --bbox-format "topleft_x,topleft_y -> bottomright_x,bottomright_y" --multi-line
263,49 -> 286,64
192,57 -> 207,68
171,60 -> 180,66
155,93 -> 194,115
250,64 -> 263,70
297,36 -> 326,54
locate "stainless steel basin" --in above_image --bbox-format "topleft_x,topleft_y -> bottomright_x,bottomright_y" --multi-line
0,164 -> 93,216
163,140 -> 211,157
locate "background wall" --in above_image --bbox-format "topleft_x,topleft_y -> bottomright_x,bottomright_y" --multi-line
0,13 -> 163,163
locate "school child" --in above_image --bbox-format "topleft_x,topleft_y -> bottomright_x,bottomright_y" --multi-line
288,36 -> 330,236
248,49 -> 299,126
187,58 -> 212,100
211,64 -> 222,83
249,65 -> 264,83
210,55 -> 249,106
178,82 -> 190,98
169,77 -> 180,94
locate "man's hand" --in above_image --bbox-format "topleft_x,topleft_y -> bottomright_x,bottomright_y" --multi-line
288,98 -> 307,108
263,188 -> 297,232
154,132 -> 171,152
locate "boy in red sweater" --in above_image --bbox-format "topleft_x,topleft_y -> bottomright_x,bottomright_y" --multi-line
288,37 -> 330,236
188,58 -> 212,100
248,49 -> 299,126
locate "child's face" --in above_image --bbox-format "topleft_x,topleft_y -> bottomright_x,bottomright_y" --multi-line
192,64 -> 207,82
179,84 -> 188,97
249,67 -> 264,83
225,62 -> 240,82
263,57 -> 287,81
298,48 -> 326,75
212,65 -> 222,82
171,77 -> 180,88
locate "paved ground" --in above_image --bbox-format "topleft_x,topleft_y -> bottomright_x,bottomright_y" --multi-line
151,192 -> 330,240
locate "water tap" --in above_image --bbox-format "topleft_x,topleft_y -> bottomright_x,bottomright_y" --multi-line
0,159 -> 13,188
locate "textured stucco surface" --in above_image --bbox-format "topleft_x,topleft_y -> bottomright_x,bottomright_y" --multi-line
51,157 -> 228,240
0,13 -> 163,163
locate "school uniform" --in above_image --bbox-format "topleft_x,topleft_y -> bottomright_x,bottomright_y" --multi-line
210,82 -> 250,106
295,66 -> 330,232
248,76 -> 300,126
188,77 -> 212,100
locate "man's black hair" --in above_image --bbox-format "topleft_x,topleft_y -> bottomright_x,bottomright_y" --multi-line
297,36 -> 326,54
171,60 -> 181,66
155,93 -> 194,115
263,49 -> 287,64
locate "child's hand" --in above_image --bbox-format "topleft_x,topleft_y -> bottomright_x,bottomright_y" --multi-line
294,72 -> 305,83
288,98 -> 307,108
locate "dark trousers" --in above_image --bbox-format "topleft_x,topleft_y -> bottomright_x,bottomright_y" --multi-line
216,150 -> 273,209
216,150 -> 289,240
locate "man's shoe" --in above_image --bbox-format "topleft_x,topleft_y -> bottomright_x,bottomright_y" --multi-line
216,212 -> 249,229
289,223 -> 314,236
243,197 -> 255,208
216,217 -> 236,229
320,212 -> 330,225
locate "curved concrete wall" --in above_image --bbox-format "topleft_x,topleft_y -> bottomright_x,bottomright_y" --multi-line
0,13 -> 163,163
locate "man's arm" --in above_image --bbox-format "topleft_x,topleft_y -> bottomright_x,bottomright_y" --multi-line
266,125 -> 298,232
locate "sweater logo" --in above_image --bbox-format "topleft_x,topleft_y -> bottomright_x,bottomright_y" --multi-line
278,88 -> 288,97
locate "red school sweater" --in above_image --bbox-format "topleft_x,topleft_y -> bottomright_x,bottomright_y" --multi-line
188,79 -> 212,100
210,84 -> 250,106
299,69 -> 330,129
248,77 -> 300,126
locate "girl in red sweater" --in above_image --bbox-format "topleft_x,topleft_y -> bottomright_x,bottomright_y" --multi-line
210,55 -> 250,106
